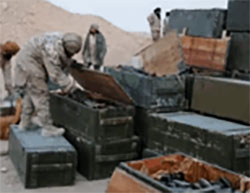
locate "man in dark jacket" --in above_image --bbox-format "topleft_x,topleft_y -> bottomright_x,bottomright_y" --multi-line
82,24 -> 107,70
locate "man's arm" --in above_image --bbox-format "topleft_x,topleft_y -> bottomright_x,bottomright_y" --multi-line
147,13 -> 154,25
100,34 -> 107,60
42,44 -> 78,93
82,35 -> 90,64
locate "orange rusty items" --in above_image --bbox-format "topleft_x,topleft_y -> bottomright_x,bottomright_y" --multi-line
0,99 -> 22,140
125,154 -> 250,192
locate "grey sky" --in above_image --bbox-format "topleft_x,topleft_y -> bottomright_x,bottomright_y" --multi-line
46,0 -> 227,32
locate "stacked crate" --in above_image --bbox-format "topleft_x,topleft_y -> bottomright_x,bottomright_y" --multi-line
145,76 -> 250,176
226,0 -> 250,79
169,9 -> 227,38
104,31 -> 188,153
168,9 -> 232,74
50,67 -> 140,180
131,7 -> 250,177
104,66 -> 187,152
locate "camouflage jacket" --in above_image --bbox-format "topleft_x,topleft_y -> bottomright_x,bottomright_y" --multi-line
82,32 -> 107,66
15,32 -> 74,91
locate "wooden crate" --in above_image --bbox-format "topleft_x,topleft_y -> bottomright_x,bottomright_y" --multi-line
181,35 -> 230,71
107,154 -> 250,193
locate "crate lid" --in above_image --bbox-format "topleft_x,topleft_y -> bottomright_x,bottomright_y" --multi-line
70,66 -> 134,105
151,111 -> 250,135
11,125 -> 74,151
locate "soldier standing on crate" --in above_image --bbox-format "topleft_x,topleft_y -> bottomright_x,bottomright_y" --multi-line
14,32 -> 84,137
147,7 -> 162,42
82,24 -> 107,71
0,41 -> 20,100
163,12 -> 170,36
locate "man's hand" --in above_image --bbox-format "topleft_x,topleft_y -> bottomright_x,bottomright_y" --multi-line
74,81 -> 84,91
69,81 -> 84,94
50,89 -> 67,95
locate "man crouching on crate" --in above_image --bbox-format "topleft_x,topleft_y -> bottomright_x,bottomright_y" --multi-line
14,32 -> 84,137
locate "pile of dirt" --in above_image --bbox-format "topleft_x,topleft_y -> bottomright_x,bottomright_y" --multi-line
0,0 -> 150,66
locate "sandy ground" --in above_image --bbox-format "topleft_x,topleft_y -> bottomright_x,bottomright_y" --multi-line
0,140 -> 109,193
0,0 -> 151,67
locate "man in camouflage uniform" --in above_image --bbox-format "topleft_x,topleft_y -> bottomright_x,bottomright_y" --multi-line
82,24 -> 107,70
147,8 -> 162,42
14,32 -> 83,137
0,41 -> 20,99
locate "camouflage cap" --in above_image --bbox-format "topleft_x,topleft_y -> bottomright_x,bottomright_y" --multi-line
62,33 -> 82,55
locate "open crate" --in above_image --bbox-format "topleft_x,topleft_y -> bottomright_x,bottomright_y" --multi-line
107,153 -> 250,192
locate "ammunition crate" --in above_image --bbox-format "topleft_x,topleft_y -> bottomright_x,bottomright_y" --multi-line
227,0 -> 250,32
104,66 -> 186,110
227,33 -> 250,73
107,154 -> 250,193
191,76 -> 250,124
50,93 -> 140,180
9,125 -> 77,188
169,9 -> 226,38
146,112 -> 250,176
50,94 -> 135,143
66,129 -> 140,180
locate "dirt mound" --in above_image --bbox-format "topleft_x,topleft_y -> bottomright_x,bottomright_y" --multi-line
0,0 -> 150,66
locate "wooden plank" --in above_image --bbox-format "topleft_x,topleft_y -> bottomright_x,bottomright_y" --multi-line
181,35 -> 230,71
140,31 -> 184,76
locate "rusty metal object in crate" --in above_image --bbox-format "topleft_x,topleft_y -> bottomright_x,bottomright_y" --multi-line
107,154 -> 250,193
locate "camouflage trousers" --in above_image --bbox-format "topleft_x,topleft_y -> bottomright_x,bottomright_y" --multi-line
19,75 -> 53,130
151,29 -> 161,42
